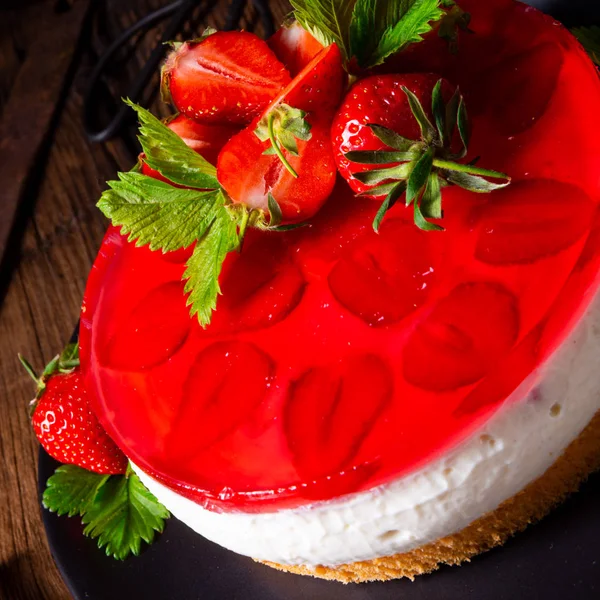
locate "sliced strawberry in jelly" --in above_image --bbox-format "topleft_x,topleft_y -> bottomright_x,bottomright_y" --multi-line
453,324 -> 541,416
285,354 -> 393,481
469,42 -> 563,135
473,180 -> 594,265
211,231 -> 305,332
328,219 -> 438,326
403,282 -> 520,391
166,341 -> 274,460
100,281 -> 191,370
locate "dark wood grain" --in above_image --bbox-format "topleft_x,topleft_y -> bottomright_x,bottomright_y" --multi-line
0,0 -> 91,276
0,1 -> 290,598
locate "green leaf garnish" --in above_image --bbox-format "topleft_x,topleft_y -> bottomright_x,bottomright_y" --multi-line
98,172 -> 223,253
183,201 -> 240,327
290,1 -> 450,69
373,181 -> 406,232
345,80 -> 510,231
572,26 -> 600,66
290,0 -> 356,60
125,100 -> 219,190
82,467 -> 170,561
43,465 -> 109,518
43,464 -> 169,560
255,104 -> 312,178
351,0 -> 444,68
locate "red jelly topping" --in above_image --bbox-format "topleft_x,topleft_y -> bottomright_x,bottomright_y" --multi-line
81,0 -> 600,512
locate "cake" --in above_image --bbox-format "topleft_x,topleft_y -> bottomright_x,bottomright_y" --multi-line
32,0 -> 600,583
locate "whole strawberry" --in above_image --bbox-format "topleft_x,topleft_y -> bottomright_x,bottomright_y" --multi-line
21,345 -> 127,475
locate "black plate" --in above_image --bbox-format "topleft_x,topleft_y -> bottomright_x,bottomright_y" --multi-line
39,1 -> 600,598
39,450 -> 600,600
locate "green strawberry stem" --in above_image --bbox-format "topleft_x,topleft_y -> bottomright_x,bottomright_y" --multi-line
346,79 -> 511,231
267,113 -> 298,178
432,159 -> 508,180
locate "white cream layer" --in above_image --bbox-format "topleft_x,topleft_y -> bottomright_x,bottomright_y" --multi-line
134,289 -> 600,568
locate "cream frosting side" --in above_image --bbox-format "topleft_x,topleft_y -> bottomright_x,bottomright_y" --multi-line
134,289 -> 600,568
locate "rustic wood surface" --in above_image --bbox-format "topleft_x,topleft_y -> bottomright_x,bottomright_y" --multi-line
0,1 -> 289,598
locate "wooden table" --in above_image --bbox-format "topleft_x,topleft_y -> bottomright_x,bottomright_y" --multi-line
0,1 -> 288,597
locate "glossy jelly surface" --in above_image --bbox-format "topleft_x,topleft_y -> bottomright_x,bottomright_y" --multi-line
81,0 -> 600,512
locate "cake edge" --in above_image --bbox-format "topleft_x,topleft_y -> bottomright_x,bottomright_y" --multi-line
260,407 -> 600,583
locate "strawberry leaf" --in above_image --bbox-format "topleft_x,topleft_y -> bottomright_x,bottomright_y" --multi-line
407,147 -> 434,206
290,0 -> 356,59
572,26 -> 600,66
97,172 -> 222,253
125,100 -> 219,190
43,465 -> 109,518
367,124 -> 417,151
373,181 -> 407,232
183,201 -> 240,327
420,172 -> 442,219
350,0 -> 444,68
81,468 -> 170,561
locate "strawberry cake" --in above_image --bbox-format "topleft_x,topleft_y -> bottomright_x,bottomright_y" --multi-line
75,0 -> 600,583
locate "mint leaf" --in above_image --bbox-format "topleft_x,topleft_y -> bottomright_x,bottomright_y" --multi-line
43,465 -> 109,518
350,0 -> 444,68
125,100 -> 219,190
184,200 -> 240,327
290,0 -> 357,59
97,172 -> 222,252
81,469 -> 170,561
572,26 -> 600,66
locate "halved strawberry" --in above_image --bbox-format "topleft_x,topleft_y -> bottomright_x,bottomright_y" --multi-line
285,354 -> 393,481
472,179 -> 594,265
162,31 -> 291,125
99,281 -> 191,371
217,43 -> 345,223
210,230 -> 306,333
167,341 -> 274,460
268,20 -> 324,77
328,218 -> 438,326
403,282 -> 520,391
468,42 -> 564,136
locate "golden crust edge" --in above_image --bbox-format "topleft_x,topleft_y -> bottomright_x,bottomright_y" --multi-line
259,408 -> 600,583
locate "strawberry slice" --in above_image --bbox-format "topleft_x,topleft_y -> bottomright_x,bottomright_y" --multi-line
162,31 -> 291,125
100,281 -> 191,371
167,341 -> 274,460
469,42 -> 564,136
268,20 -> 324,77
473,179 -> 594,265
328,218 -> 438,326
210,230 -> 306,333
285,354 -> 393,481
403,282 -> 520,391
217,44 -> 344,223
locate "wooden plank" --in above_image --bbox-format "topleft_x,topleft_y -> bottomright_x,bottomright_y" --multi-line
0,0 -> 91,284
0,2 -> 292,598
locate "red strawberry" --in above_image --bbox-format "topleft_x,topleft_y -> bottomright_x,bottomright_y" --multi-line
141,115 -> 239,182
332,74 -> 452,196
217,43 -> 345,223
23,348 -> 127,475
162,31 -> 291,125
268,20 -> 323,76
